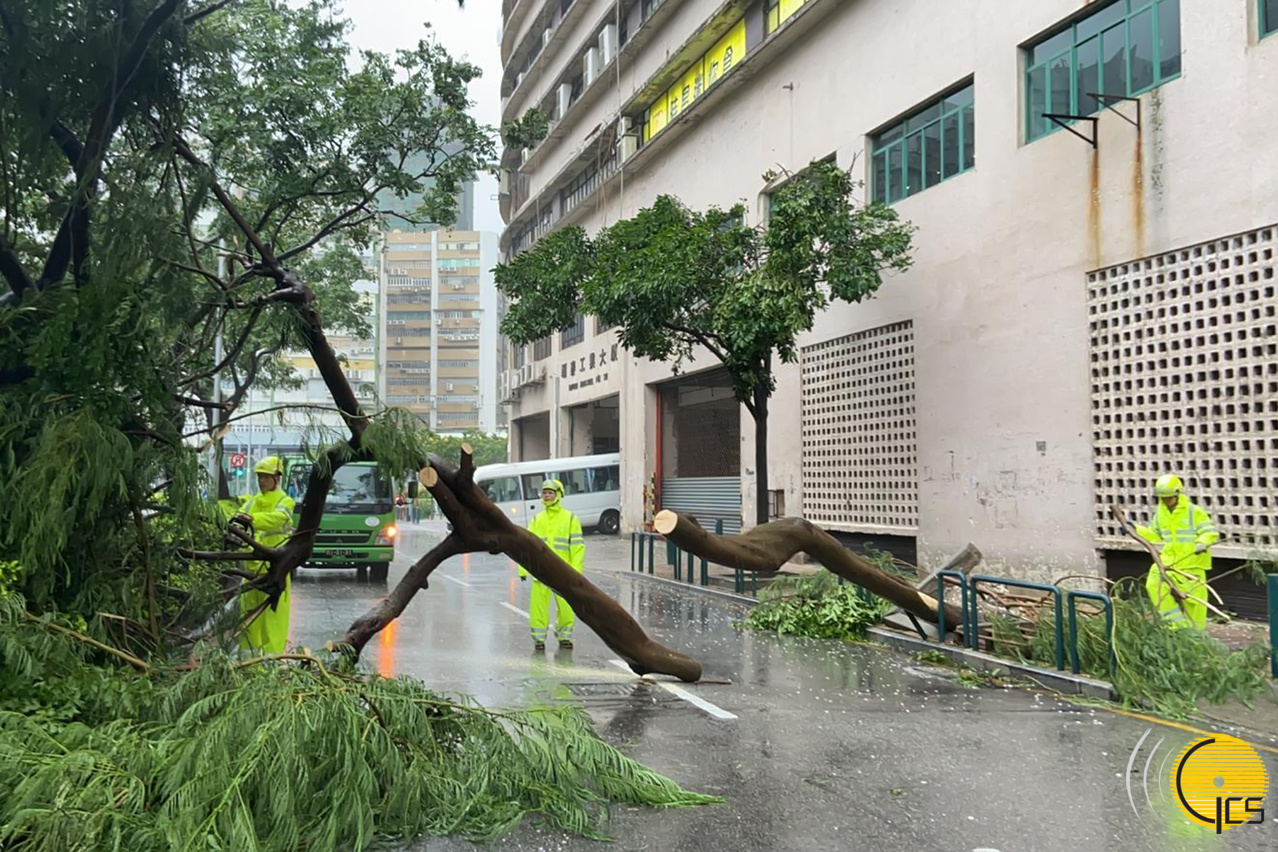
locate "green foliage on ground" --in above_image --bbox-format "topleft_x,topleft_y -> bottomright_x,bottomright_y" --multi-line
0,594 -> 721,851
988,584 -> 1273,718
740,569 -> 893,641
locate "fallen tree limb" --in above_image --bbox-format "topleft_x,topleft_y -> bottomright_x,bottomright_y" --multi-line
336,534 -> 466,655
338,448 -> 702,683
653,511 -> 964,630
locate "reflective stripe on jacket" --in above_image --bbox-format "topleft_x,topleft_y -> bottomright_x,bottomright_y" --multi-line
520,503 -> 584,577
1136,494 -> 1218,573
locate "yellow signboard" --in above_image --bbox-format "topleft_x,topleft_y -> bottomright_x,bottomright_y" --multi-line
643,18 -> 746,144
767,0 -> 810,33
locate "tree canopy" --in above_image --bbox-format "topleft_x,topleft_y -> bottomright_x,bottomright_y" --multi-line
498,162 -> 914,402
497,160 -> 915,522
0,0 -> 491,614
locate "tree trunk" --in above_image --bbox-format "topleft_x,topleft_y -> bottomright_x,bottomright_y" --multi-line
337,448 -> 704,683
752,378 -> 769,527
653,510 -> 964,629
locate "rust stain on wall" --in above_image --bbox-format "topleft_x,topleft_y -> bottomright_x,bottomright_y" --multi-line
1132,123 -> 1146,259
1088,147 -> 1102,267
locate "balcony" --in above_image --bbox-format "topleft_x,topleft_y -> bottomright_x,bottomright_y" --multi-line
502,0 -> 586,107
504,0 -> 685,176
501,0 -> 836,257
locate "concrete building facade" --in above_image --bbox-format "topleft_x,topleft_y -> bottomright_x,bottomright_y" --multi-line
379,229 -> 501,433
497,0 -> 1278,579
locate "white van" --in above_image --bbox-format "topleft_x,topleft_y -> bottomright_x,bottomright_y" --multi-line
469,453 -> 622,534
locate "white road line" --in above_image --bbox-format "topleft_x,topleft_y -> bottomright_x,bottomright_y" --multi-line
609,659 -> 737,721
500,601 -> 530,618
437,574 -> 472,588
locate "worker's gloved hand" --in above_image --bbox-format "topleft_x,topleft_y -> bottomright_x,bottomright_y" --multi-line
1194,542 -> 1208,554
232,513 -> 252,527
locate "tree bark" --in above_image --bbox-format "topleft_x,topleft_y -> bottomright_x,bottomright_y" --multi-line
347,449 -> 704,683
752,378 -> 769,527
653,510 -> 964,629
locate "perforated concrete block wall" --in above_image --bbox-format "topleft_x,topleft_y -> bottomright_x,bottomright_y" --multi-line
801,320 -> 918,531
1089,226 -> 1278,550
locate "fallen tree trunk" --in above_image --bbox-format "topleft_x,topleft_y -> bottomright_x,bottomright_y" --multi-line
337,448 -> 703,683
653,511 -> 963,629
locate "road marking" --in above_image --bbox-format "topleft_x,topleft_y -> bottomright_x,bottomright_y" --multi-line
500,601 -> 530,618
609,659 -> 737,721
437,574 -> 472,588
1103,706 -> 1278,756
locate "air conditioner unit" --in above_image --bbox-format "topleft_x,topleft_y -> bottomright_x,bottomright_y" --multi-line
498,170 -> 511,194
435,318 -> 443,325
598,24 -> 617,65
446,382 -> 455,392
556,82 -> 573,119
582,47 -> 600,86
542,27 -> 552,47
617,116 -> 637,160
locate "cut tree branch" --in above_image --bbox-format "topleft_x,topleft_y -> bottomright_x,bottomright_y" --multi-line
653,510 -> 965,630
336,534 -> 467,655
355,450 -> 705,682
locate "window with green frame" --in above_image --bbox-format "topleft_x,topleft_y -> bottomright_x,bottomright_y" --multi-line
1264,0 -> 1278,38
1025,0 -> 1181,143
871,83 -> 974,205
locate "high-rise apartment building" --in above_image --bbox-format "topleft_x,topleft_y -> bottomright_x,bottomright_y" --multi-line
379,229 -> 500,433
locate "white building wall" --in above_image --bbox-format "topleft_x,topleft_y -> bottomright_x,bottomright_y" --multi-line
501,0 -> 1278,576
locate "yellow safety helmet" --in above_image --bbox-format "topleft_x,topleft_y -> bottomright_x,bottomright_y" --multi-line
254,456 -> 285,476
539,479 -> 564,500
1153,474 -> 1183,498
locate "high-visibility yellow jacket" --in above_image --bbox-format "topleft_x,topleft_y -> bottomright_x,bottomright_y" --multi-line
1137,495 -> 1218,573
519,502 -> 584,578
231,488 -> 295,654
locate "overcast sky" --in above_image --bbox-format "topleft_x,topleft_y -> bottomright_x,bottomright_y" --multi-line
342,0 -> 504,235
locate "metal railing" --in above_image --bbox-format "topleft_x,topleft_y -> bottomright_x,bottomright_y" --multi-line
1270,574 -> 1277,678
968,575 -> 1064,672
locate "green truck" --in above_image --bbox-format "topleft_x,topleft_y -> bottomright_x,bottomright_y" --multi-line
284,458 -> 397,582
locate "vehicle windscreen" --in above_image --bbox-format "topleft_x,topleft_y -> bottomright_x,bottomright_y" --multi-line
287,463 -> 392,514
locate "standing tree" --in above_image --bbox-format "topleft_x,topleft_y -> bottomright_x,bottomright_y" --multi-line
496,161 -> 915,526
0,2 -> 723,845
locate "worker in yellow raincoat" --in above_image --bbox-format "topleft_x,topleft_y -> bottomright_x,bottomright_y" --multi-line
226,456 -> 296,653
519,479 -> 585,650
1135,474 -> 1218,629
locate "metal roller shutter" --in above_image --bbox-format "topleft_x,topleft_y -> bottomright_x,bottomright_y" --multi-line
660,477 -> 742,534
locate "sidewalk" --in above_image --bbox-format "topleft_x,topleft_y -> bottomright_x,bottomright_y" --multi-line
595,531 -> 1278,742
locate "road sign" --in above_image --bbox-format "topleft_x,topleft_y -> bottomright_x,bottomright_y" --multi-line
230,452 -> 246,469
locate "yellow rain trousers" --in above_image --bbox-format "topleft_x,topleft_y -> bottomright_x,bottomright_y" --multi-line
519,502 -> 585,644
1137,495 -> 1218,629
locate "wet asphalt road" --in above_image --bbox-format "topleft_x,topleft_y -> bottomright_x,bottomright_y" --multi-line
290,525 -> 1277,852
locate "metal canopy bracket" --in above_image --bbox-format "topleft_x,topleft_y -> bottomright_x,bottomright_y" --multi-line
1088,92 -> 1142,129
1041,93 -> 1142,149
1042,114 -> 1099,148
